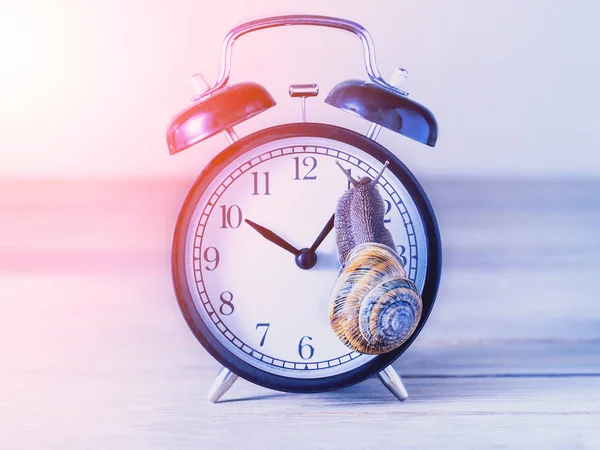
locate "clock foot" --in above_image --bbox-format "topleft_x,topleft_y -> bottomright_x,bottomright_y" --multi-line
207,367 -> 239,403
378,366 -> 408,402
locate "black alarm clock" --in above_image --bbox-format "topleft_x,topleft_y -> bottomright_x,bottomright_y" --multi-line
166,15 -> 441,403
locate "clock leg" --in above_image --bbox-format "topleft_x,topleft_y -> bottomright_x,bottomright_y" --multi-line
377,366 -> 408,402
207,366 -> 239,403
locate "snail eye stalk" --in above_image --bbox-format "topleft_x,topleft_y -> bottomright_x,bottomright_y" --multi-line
371,161 -> 389,186
335,161 -> 359,187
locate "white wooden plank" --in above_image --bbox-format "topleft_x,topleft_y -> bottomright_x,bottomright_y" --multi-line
2,368 -> 599,449
2,180 -> 600,448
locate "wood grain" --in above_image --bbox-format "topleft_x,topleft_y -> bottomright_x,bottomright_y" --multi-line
1,179 -> 599,448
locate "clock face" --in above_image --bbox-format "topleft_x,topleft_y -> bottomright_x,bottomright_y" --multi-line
175,125 -> 438,386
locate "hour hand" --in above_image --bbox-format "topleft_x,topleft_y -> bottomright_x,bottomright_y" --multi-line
244,219 -> 300,256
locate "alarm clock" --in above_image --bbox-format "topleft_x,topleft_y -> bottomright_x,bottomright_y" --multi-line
166,15 -> 441,403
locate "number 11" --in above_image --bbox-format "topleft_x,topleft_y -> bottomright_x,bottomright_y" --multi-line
251,172 -> 270,195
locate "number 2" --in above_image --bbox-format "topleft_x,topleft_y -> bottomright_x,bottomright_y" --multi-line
383,200 -> 392,223
344,168 -> 392,224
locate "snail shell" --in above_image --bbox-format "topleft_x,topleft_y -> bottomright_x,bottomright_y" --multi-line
329,242 -> 422,354
328,162 -> 423,355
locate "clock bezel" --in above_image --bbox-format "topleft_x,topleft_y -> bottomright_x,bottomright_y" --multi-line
171,122 -> 442,393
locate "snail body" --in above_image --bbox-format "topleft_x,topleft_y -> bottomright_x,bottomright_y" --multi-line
329,162 -> 423,355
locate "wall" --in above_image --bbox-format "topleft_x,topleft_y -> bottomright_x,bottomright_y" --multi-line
1,0 -> 599,179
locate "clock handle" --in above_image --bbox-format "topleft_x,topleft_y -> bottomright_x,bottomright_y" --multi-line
194,15 -> 406,102
378,365 -> 409,401
207,366 -> 239,403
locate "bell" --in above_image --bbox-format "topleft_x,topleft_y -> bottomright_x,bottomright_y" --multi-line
167,82 -> 276,154
325,80 -> 438,147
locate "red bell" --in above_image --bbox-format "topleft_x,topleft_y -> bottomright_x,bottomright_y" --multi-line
167,82 -> 276,154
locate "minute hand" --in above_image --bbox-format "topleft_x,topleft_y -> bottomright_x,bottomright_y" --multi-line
244,219 -> 300,256
309,214 -> 335,252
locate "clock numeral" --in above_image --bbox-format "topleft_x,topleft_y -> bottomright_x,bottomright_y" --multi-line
203,247 -> 220,271
396,245 -> 407,266
220,205 -> 242,229
298,335 -> 314,360
255,323 -> 270,347
293,156 -> 317,180
251,171 -> 271,195
344,167 -> 353,189
219,291 -> 234,315
383,199 -> 392,224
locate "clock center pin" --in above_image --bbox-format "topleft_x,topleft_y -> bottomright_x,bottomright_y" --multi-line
295,247 -> 318,270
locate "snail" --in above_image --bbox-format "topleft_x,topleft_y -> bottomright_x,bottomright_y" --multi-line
328,161 -> 423,355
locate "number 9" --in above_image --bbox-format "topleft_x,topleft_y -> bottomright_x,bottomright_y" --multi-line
203,247 -> 220,271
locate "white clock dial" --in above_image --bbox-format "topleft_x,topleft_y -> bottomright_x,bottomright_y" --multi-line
184,137 -> 428,378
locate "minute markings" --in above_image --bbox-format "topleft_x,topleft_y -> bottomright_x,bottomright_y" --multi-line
191,147 -> 421,369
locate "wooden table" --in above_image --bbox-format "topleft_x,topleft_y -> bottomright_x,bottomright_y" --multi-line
1,179 -> 599,448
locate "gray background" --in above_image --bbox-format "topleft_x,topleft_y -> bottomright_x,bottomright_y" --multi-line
1,0 -> 599,179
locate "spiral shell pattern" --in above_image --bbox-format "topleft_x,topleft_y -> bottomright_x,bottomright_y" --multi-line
329,242 -> 423,355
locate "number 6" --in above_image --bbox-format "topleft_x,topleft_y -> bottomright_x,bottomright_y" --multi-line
298,335 -> 314,360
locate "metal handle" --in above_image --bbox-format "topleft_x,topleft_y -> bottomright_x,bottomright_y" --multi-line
197,15 -> 406,100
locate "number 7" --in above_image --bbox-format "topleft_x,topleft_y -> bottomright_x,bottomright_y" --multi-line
255,323 -> 270,347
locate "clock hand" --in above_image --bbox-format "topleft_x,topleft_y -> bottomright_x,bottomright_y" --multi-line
244,219 -> 301,256
309,214 -> 335,253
